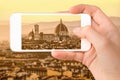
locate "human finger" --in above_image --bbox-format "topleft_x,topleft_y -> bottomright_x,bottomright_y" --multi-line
51,51 -> 84,62
69,4 -> 112,25
70,4 -> 116,32
73,26 -> 106,51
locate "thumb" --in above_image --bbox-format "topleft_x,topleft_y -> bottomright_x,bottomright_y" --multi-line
73,26 -> 104,51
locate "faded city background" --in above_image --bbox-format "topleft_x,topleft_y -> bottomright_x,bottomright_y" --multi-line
0,17 -> 120,80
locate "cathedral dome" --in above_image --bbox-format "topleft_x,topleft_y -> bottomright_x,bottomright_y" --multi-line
55,19 -> 68,36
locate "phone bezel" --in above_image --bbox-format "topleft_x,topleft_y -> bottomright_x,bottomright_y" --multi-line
10,13 -> 91,52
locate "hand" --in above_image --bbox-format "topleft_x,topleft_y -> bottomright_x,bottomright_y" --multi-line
51,4 -> 120,80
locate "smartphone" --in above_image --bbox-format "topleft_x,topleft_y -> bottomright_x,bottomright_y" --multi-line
10,13 -> 91,52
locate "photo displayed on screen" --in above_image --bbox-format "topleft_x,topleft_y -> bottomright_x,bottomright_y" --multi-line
22,15 -> 81,50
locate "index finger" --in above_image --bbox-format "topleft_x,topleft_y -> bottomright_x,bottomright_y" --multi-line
69,4 -> 113,26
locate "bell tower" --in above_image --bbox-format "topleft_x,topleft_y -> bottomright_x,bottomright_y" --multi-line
34,24 -> 40,40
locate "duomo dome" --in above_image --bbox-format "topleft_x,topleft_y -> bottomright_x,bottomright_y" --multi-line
55,19 -> 68,36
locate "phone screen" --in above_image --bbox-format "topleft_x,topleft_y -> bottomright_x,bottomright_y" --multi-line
22,15 -> 81,50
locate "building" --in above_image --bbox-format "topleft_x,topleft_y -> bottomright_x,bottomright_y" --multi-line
55,19 -> 68,36
28,19 -> 69,41
24,67 -> 47,76
22,19 -> 81,49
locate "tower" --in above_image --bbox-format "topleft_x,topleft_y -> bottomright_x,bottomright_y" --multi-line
34,24 -> 39,34
34,24 -> 40,40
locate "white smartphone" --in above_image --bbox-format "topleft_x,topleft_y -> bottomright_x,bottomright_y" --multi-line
10,13 -> 91,52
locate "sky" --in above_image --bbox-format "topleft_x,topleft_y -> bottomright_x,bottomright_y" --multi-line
22,15 -> 81,34
22,15 -> 81,23
22,20 -> 81,35
0,0 -> 120,41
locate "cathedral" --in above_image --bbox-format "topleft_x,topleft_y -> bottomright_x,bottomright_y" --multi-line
22,19 -> 81,49
28,19 -> 69,42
